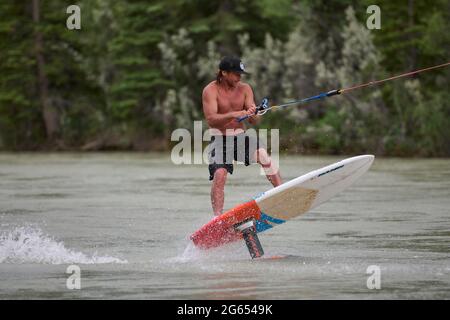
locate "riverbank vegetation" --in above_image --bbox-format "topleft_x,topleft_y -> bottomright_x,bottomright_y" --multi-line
0,0 -> 448,156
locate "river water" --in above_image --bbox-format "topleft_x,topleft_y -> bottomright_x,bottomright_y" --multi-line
0,152 -> 448,299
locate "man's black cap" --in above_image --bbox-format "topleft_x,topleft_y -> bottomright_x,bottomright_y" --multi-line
219,56 -> 250,75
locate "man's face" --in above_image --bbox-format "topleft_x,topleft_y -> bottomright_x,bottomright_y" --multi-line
223,71 -> 241,86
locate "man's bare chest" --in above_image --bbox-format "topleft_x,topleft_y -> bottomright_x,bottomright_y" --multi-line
216,89 -> 245,113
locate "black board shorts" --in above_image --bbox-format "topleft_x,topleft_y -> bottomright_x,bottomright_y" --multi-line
207,132 -> 264,181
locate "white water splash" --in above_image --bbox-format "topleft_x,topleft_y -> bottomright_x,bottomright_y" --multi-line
168,240 -> 248,264
0,226 -> 127,264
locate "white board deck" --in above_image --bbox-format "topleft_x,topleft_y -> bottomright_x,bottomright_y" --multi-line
255,155 -> 374,221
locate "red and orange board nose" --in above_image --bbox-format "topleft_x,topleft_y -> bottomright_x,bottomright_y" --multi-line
190,200 -> 262,249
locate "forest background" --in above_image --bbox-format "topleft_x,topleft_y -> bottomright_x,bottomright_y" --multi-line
0,0 -> 449,156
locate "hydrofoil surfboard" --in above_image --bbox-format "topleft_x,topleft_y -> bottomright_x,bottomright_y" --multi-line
190,155 -> 374,258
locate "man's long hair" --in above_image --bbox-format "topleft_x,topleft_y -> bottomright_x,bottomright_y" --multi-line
216,70 -> 224,83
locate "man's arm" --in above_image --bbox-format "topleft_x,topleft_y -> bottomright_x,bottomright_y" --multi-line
243,84 -> 260,125
202,87 -> 248,127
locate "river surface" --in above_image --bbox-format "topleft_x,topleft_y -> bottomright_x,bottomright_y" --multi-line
0,153 -> 448,299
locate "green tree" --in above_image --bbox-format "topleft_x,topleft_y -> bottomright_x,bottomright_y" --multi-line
0,1 -> 45,149
0,1 -> 105,149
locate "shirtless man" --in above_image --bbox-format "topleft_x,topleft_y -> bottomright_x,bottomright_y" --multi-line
202,56 -> 282,216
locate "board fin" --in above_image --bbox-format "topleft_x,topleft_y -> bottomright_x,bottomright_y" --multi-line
235,220 -> 264,259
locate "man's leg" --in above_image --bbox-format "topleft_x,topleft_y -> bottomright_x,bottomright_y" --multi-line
255,148 -> 282,187
211,168 -> 228,216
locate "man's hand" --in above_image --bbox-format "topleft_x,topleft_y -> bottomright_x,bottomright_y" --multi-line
234,110 -> 250,119
233,105 -> 259,123
246,104 -> 260,124
247,105 -> 257,116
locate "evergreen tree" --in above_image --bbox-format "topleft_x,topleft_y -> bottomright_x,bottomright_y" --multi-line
0,2 -> 41,149
106,0 -> 173,144
0,1 -> 105,149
